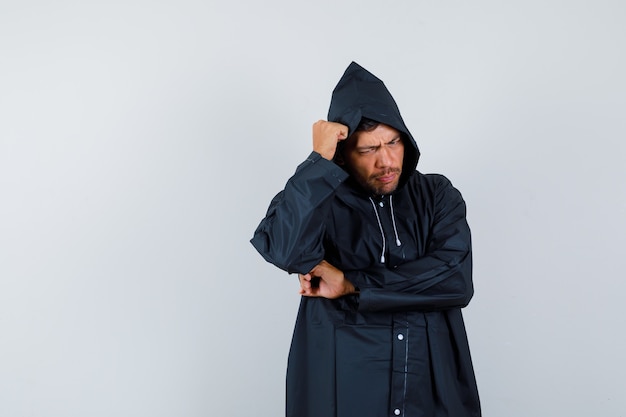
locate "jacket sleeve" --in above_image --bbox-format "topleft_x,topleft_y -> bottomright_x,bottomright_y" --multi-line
250,152 -> 349,275
345,175 -> 473,312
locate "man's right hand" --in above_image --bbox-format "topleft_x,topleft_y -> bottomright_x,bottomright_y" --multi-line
312,120 -> 349,160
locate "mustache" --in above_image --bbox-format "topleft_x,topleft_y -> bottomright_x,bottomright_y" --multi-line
372,168 -> 401,179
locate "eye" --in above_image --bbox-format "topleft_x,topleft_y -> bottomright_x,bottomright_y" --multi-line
358,147 -> 375,155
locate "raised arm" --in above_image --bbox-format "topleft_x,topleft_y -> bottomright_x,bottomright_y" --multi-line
250,121 -> 349,274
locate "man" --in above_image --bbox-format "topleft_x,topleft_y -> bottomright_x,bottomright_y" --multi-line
251,62 -> 481,417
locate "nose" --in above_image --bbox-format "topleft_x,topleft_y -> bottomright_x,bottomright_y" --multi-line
375,146 -> 392,168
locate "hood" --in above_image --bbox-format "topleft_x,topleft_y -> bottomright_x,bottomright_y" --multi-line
327,61 -> 420,188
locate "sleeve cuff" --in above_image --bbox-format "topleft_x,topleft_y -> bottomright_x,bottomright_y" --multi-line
295,151 -> 349,184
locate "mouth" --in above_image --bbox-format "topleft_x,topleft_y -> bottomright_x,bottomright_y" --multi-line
374,170 -> 400,184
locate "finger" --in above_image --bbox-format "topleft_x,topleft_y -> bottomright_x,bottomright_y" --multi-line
300,277 -> 312,291
337,124 -> 349,140
301,287 -> 320,297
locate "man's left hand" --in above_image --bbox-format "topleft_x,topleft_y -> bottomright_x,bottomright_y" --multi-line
298,260 -> 356,299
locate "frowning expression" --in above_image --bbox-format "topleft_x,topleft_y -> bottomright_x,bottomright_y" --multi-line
343,123 -> 404,196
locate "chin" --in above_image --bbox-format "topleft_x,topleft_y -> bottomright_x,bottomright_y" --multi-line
371,183 -> 399,196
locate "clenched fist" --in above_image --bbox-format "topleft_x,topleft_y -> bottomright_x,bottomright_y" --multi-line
312,120 -> 349,160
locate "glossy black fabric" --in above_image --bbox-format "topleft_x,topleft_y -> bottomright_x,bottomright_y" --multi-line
251,62 -> 480,417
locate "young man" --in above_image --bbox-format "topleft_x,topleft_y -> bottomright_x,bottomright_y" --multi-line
251,62 -> 481,417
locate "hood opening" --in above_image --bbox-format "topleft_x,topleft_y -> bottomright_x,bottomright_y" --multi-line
327,61 -> 420,189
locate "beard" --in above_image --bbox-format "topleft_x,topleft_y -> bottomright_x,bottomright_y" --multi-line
353,168 -> 402,196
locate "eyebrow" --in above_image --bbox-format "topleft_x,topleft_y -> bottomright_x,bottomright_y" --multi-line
356,136 -> 401,151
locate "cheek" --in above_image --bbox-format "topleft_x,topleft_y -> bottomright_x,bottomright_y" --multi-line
347,154 -> 368,172
348,160 -> 373,180
395,148 -> 405,164
354,163 -> 371,178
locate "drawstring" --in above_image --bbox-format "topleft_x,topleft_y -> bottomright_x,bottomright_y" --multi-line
390,195 -> 402,247
369,197 -> 386,263
369,196 -> 403,264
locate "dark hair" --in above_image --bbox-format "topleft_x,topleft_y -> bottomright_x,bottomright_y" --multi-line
353,117 -> 379,135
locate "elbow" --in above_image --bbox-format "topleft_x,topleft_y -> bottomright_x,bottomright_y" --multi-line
250,234 -> 320,275
459,261 -> 474,307
460,283 -> 474,307
444,255 -> 473,308
457,248 -> 473,307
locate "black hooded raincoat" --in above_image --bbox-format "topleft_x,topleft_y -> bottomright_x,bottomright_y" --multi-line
251,62 -> 481,417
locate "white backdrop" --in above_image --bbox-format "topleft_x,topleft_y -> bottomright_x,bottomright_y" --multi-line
1,1 -> 625,416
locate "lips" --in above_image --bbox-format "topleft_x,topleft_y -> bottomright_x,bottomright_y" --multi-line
374,170 -> 400,184
377,174 -> 396,183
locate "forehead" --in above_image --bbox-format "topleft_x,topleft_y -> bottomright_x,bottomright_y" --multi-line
351,123 -> 401,145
